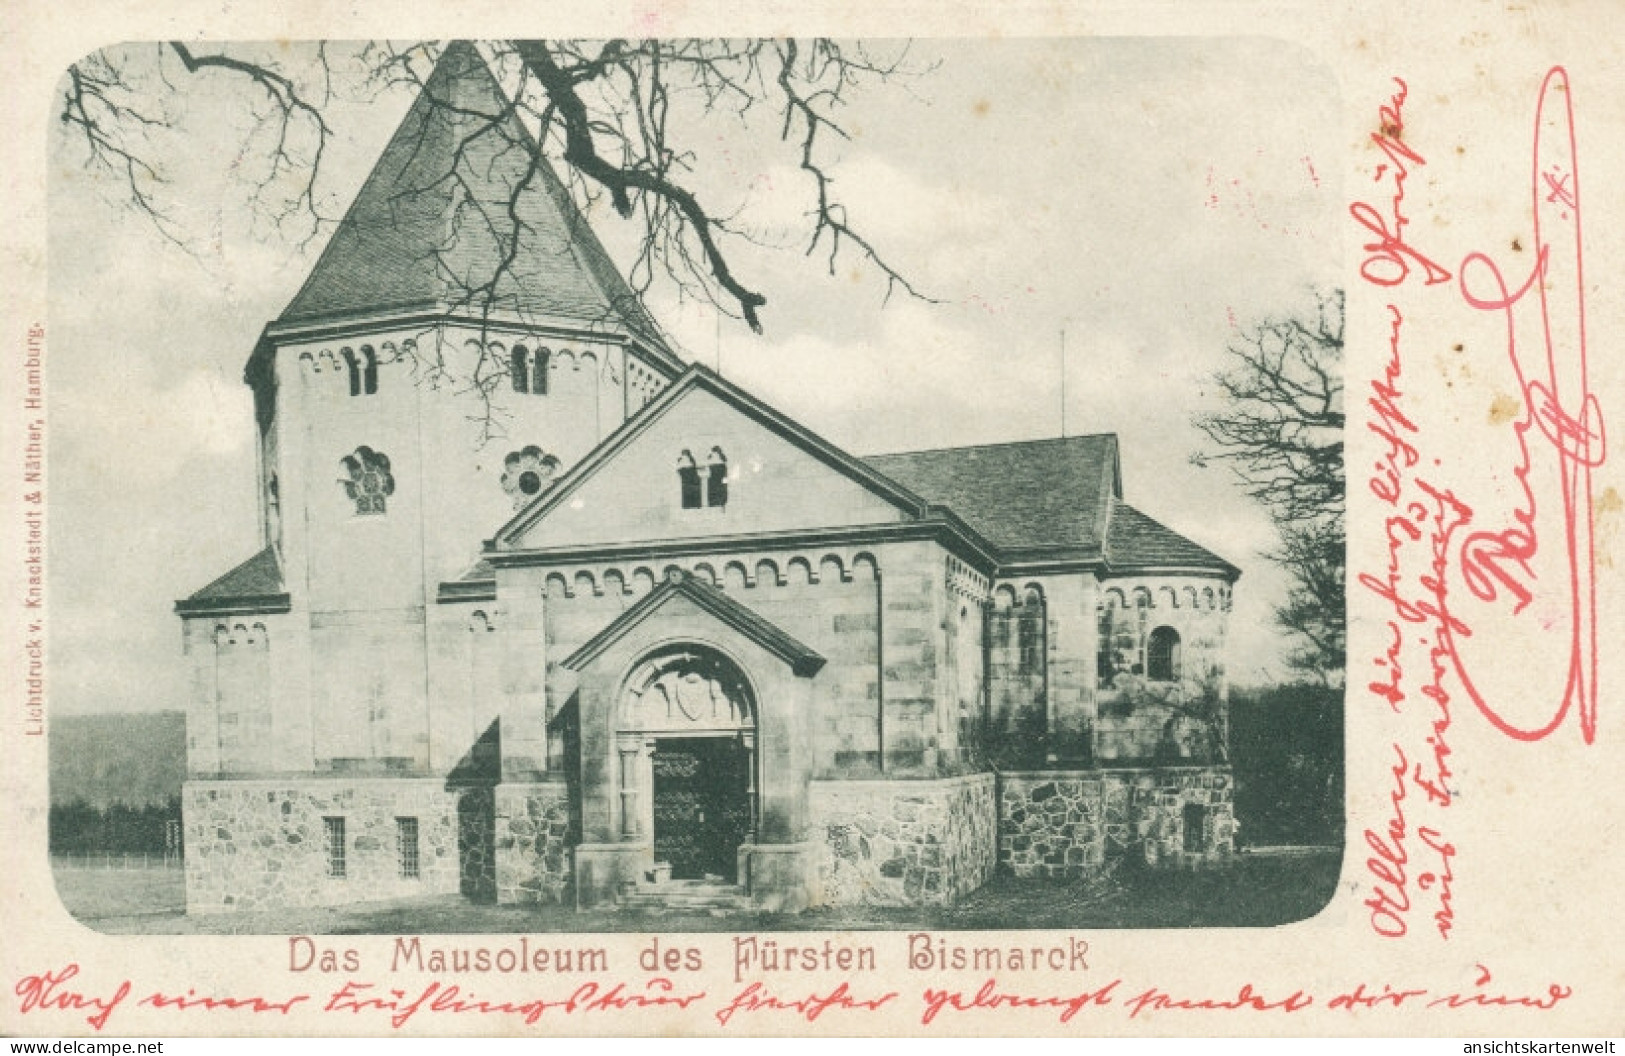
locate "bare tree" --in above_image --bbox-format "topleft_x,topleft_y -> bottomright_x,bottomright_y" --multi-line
1193,289 -> 1346,685
58,39 -> 930,333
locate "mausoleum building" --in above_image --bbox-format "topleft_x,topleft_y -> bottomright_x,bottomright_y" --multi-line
176,43 -> 1240,914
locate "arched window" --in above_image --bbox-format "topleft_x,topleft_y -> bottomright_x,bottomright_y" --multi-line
1017,586 -> 1046,674
510,346 -> 529,393
340,446 -> 393,515
705,447 -> 728,508
1097,601 -> 1115,684
339,348 -> 361,397
1147,626 -> 1181,682
533,348 -> 551,394
677,450 -> 702,509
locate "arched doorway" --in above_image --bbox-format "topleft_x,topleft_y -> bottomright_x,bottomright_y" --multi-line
618,646 -> 758,883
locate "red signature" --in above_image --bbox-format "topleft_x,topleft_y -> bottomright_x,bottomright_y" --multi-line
1451,66 -> 1605,744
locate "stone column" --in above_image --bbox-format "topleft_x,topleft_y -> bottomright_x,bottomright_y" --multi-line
743,731 -> 759,842
617,740 -> 640,839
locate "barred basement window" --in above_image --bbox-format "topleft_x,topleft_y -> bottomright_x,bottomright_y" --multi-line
1183,803 -> 1208,853
396,817 -> 420,879
323,817 -> 347,878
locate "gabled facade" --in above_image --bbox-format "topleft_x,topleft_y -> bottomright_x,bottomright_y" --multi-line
177,43 -> 1240,915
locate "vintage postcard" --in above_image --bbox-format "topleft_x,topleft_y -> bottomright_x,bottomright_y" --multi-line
2,0 -> 1622,1039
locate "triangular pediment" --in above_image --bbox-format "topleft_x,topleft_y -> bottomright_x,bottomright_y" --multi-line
490,365 -> 934,553
561,571 -> 825,677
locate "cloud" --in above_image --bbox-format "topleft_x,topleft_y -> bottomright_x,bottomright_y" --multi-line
55,368 -> 253,492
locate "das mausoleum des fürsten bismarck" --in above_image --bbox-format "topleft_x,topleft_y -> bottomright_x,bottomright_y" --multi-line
175,43 -> 1240,915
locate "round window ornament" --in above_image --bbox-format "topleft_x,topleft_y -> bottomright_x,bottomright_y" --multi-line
501,445 -> 561,507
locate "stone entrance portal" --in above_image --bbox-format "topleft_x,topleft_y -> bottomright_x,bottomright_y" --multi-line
611,646 -> 760,890
561,575 -> 826,911
651,736 -> 753,881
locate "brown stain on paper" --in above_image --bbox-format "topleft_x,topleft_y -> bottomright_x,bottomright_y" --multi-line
1487,392 -> 1521,425
1596,487 -> 1622,569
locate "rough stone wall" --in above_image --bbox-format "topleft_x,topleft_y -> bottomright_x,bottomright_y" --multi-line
810,774 -> 995,906
998,767 -> 1235,879
493,780 -> 575,904
999,772 -> 1106,879
456,786 -> 498,902
1105,767 -> 1236,868
183,778 -> 480,913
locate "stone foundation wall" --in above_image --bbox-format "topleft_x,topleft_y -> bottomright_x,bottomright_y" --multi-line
999,773 -> 1107,879
810,774 -> 996,906
999,767 -> 1234,879
493,780 -> 575,905
1107,767 -> 1236,868
183,778 -> 481,913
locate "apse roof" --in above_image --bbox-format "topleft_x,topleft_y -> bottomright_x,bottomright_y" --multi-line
1104,502 -> 1238,574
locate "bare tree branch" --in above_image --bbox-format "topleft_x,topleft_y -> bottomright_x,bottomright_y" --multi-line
57,39 -> 936,437
774,39 -> 933,308
59,53 -> 185,244
165,43 -> 334,244
1193,289 -> 1346,683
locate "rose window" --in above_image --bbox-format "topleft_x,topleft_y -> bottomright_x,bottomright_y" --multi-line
340,446 -> 394,515
501,445 -> 561,507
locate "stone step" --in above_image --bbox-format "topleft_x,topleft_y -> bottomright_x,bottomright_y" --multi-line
617,881 -> 752,913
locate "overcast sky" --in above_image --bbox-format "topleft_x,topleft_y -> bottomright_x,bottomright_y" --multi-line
47,37 -> 1343,714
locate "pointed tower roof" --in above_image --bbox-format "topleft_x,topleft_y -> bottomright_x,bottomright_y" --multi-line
275,41 -> 665,346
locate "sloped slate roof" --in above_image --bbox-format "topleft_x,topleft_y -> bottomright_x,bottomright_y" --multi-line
863,435 -> 1118,554
277,41 -> 664,345
175,547 -> 291,616
1106,503 -> 1237,573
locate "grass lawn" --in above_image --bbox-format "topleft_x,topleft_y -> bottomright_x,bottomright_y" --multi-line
54,849 -> 1341,935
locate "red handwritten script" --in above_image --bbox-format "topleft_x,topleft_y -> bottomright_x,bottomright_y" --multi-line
1354,78 -> 1462,942
12,963 -> 1574,1031
1354,67 -> 1605,942
1453,66 -> 1605,744
1349,78 -> 1455,289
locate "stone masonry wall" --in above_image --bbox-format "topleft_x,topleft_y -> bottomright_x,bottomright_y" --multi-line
493,780 -> 575,905
999,767 -> 1235,879
1105,767 -> 1236,868
184,778 -> 483,913
810,774 -> 995,906
999,772 -> 1107,879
